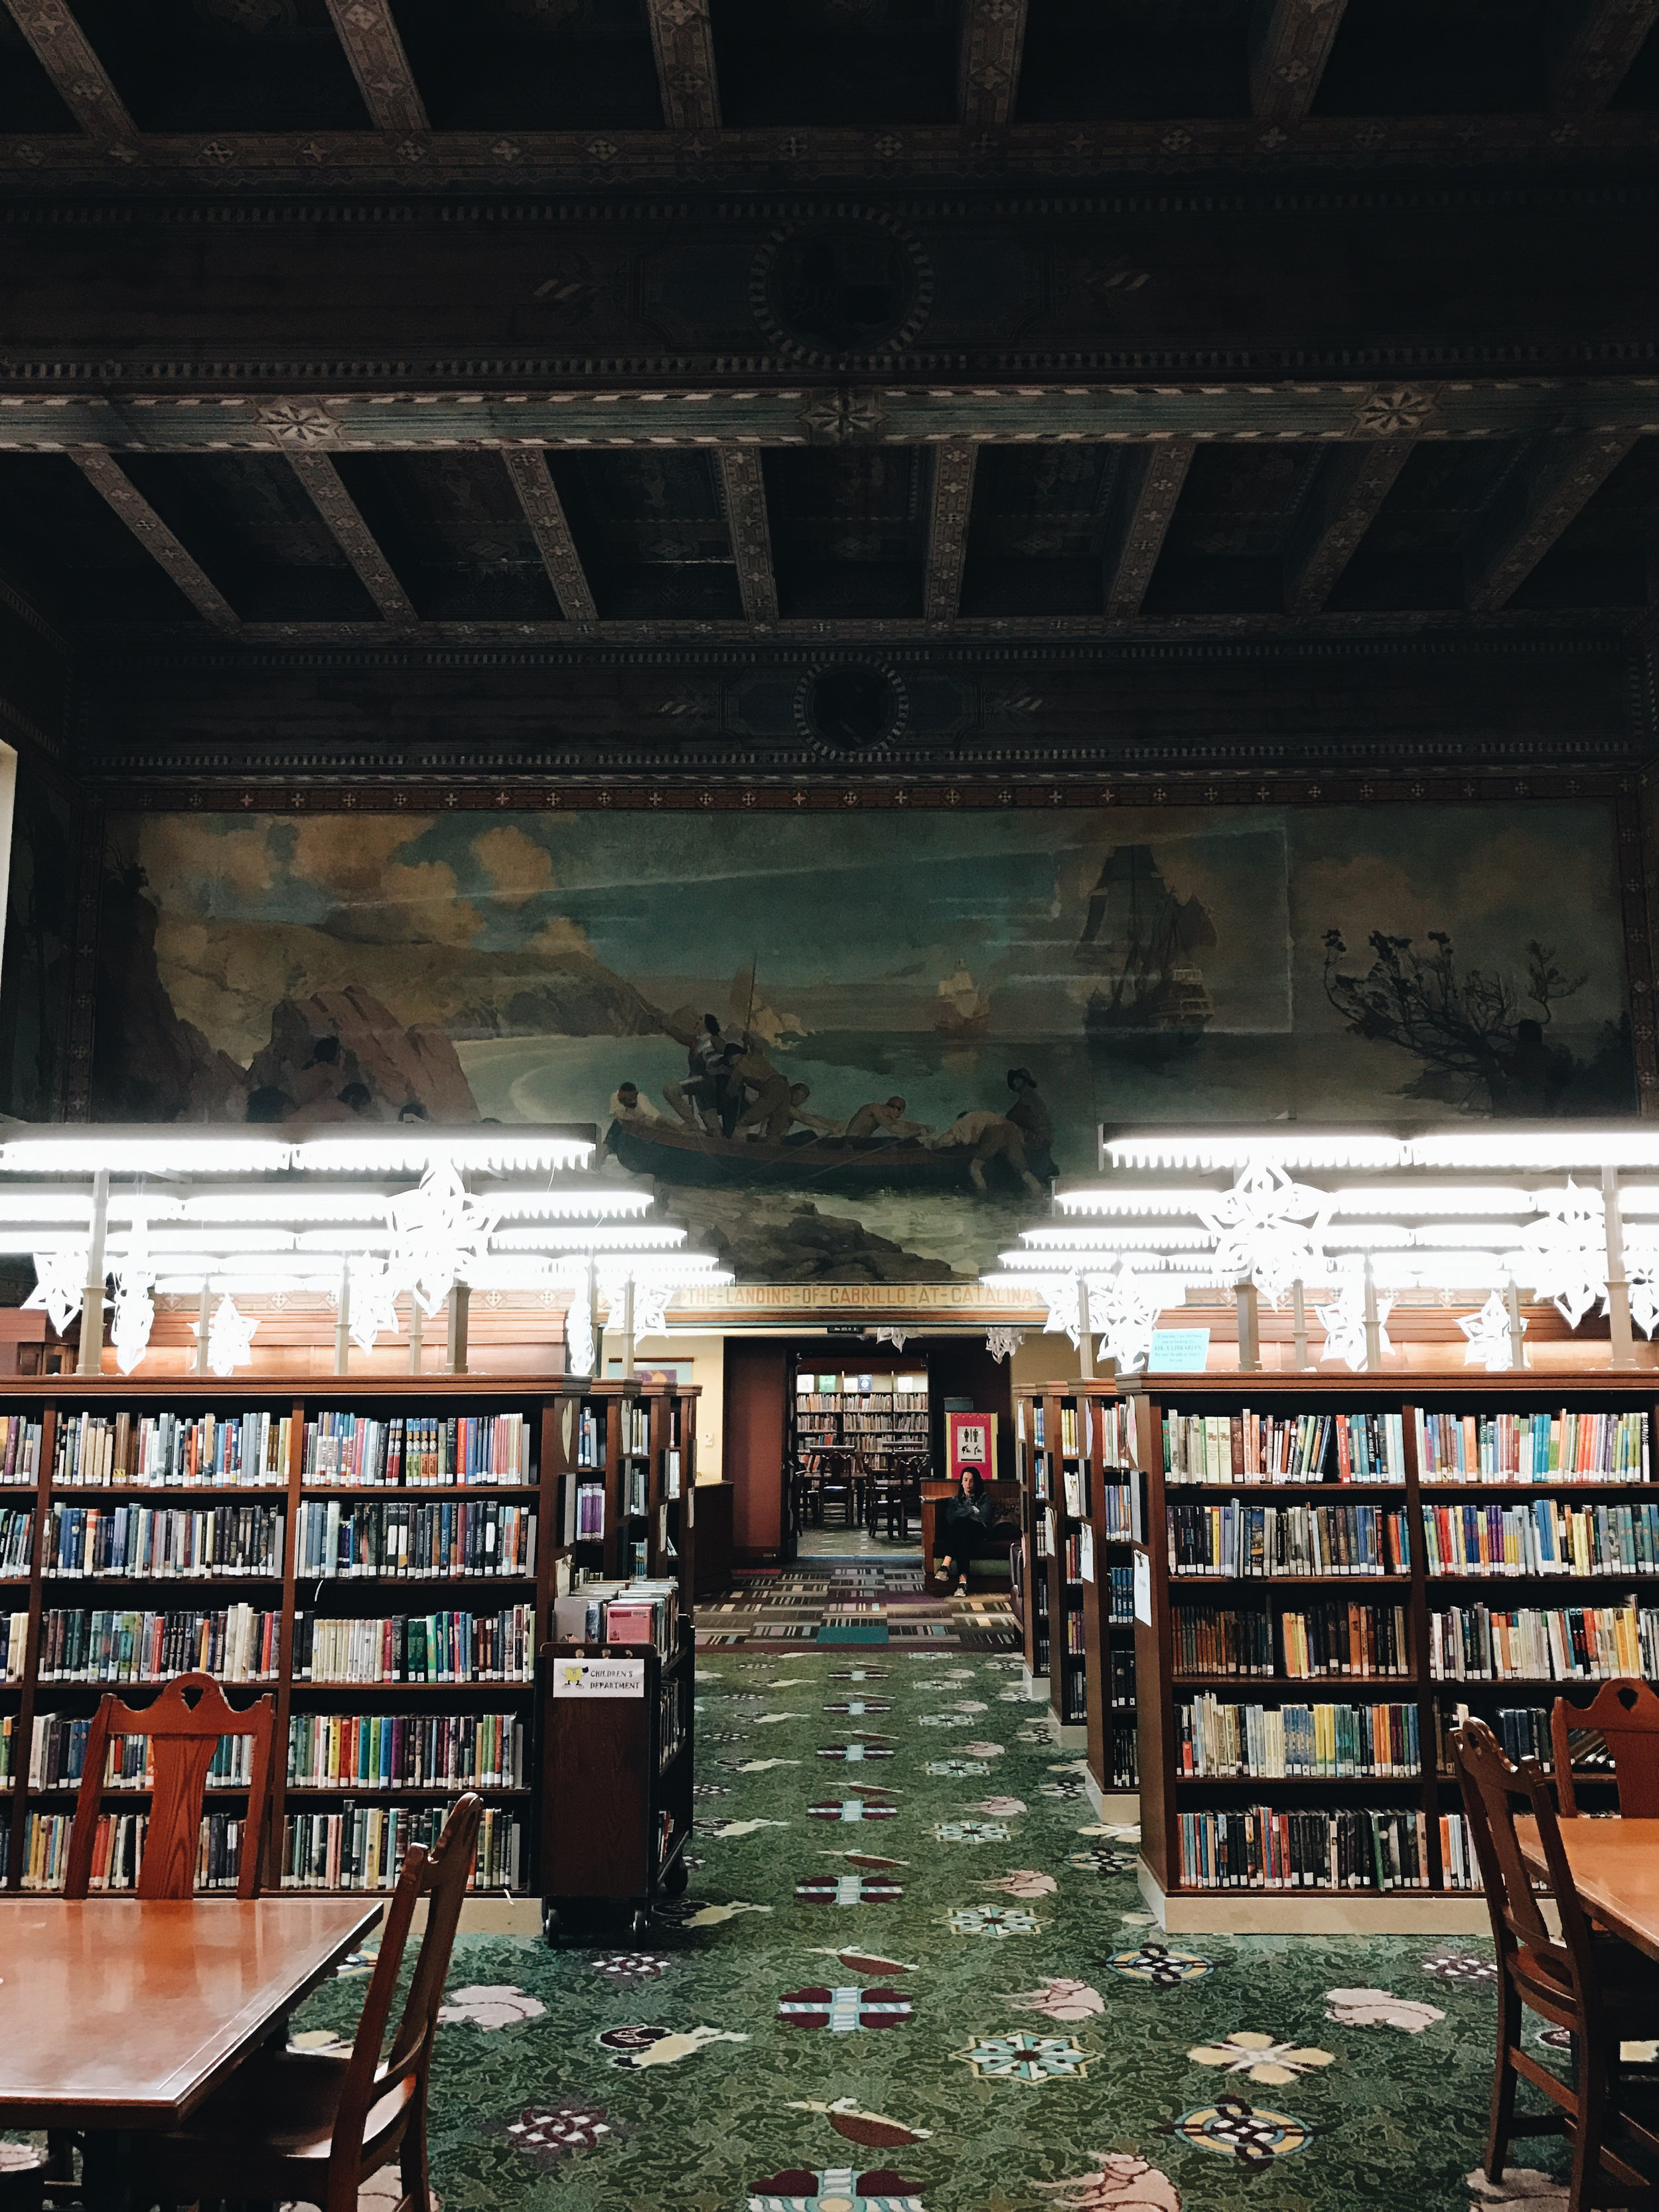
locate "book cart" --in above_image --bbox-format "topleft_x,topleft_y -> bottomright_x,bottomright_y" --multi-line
1013,1382 -> 1140,1805
0,1375 -> 698,1904
1130,1374 -> 1659,1932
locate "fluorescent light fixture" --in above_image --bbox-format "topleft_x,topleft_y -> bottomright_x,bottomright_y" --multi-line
291,1130 -> 591,1174
1325,1183 -> 1540,1215
1406,1129 -> 1659,1171
0,1192 -> 94,1224
490,1226 -> 687,1252
491,1187 -> 654,1219
1105,1132 -> 1408,1172
1321,1223 -> 1415,1249
1055,1189 -> 1214,1217
182,1189 -> 394,1223
0,1133 -> 294,1174
1013,1226 -> 1216,1251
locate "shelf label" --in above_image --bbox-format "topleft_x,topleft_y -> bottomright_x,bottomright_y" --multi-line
552,1656 -> 646,1700
1132,1547 -> 1152,1627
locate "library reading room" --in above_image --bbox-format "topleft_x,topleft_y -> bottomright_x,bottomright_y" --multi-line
5,14 -> 1659,2212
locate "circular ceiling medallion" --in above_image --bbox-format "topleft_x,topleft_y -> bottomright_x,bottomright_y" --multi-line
794,662 -> 909,756
751,213 -> 934,364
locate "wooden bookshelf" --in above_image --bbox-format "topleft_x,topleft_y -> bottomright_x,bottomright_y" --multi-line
1014,1384 -> 1139,1803
1131,1374 -> 1659,1933
0,1376 -> 698,1900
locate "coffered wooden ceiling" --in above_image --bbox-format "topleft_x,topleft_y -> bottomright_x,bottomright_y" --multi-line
1,0 -> 1657,783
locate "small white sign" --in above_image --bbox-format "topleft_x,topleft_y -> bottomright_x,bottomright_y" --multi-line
1132,1547 -> 1153,1627
1149,1327 -> 1210,1373
552,1656 -> 646,1700
1078,1524 -> 1096,1584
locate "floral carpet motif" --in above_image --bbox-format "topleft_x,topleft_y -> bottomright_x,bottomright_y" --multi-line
279,1645 -> 1559,2212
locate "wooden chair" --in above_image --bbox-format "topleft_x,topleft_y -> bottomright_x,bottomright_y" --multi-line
1453,1716 -> 1659,2212
63,1669 -> 277,1900
140,1792 -> 484,2212
1551,1677 -> 1659,1817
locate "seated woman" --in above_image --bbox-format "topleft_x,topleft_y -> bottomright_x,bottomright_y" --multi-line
936,1467 -> 1015,1597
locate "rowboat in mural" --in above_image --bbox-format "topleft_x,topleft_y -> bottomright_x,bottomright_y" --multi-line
609,1119 -> 1015,1195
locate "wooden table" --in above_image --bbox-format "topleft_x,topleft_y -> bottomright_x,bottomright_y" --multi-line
0,1897 -> 380,2205
1516,1817 -> 1659,1962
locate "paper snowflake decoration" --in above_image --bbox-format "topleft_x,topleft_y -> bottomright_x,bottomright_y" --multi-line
1628,1257 -> 1659,1339
1458,1290 -> 1521,1373
1196,1161 -> 1331,1303
1037,1276 -> 1085,1344
384,1158 -> 498,1317
873,1327 -> 909,1350
562,1261 -> 597,1376
1317,1272 -> 1392,1371
347,1260 -> 403,1353
983,1327 -> 1023,1363
1089,1266 -> 1163,1375
25,1246 -> 90,1335
632,1279 -> 674,1338
1511,1180 -> 1606,1328
196,1293 -> 257,1376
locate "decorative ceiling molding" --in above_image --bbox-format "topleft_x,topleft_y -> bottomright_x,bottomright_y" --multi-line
1464,432 -> 1640,611
922,440 -> 975,627
1105,438 -> 1194,619
1551,0 -> 1659,110
68,447 -> 241,634
502,448 -> 598,627
1,0 -> 136,146
958,0 -> 1029,128
4,382 -> 1658,452
1249,0 -> 1348,123
323,0 -> 429,136
1,112 -> 1657,184
1283,440 -> 1415,615
284,449 -> 417,628
643,0 -> 721,133
717,445 -> 778,628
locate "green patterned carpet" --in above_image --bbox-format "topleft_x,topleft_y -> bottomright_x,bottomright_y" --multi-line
289,1650 -> 1562,2212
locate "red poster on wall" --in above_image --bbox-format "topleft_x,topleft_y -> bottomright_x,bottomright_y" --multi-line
946,1411 -> 998,1485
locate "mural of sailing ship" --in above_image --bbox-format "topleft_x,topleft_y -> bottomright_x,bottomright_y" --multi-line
934,961 -> 990,1038
1075,844 -> 1218,1065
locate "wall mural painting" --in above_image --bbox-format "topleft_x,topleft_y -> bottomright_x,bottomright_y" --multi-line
92,803 -> 1636,1283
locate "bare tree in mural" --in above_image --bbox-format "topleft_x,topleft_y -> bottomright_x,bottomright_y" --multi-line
1321,928 -> 1633,1114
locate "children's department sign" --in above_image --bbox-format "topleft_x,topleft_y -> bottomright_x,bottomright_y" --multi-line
553,1656 -> 646,1699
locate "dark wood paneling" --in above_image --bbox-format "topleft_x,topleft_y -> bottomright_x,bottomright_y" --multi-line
723,1337 -> 789,1559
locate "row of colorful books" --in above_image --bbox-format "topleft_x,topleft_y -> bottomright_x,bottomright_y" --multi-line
293,1607 -> 536,1683
1177,1805 -> 1431,1891
43,1502 -> 284,1580
293,1499 -> 535,1580
52,1411 -> 289,1490
1175,1694 -> 1421,1779
35,1604 -> 281,1683
1171,1599 -> 1412,1680
1419,1498 -> 1659,1578
551,1577 -> 680,1655
1427,1600 -> 1658,1681
1164,1410 -> 1406,1485
1166,1500 -> 1409,1578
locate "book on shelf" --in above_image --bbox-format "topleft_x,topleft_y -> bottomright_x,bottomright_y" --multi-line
575,1482 -> 605,1541
1099,1483 -> 1135,1538
1059,1403 -> 1084,1457
0,1413 -> 42,1483
1428,1599 -> 1659,1681
44,1501 -> 285,1579
1415,1406 -> 1649,1483
551,1577 -> 680,1656
1166,1498 -> 1409,1578
630,1539 -> 648,1578
280,1802 -> 522,1893
576,1406 -> 603,1470
1109,1564 -> 1133,1624
1169,1599 -> 1412,1679
626,1406 -> 650,1455
554,1551 -> 574,1598
1164,1409 -> 1406,1485
22,1808 -> 254,1894
295,1498 -> 535,1580
36,1603 -> 281,1683
285,1710 -> 526,1790
1175,1692 -> 1421,1779
1098,1399 -> 1140,1471
29,1714 -> 256,1791
626,1465 -> 648,1516
0,1505 -> 33,1575
664,1447 -> 682,1501
54,1410 -> 288,1490
1420,1497 -> 1659,1578
1178,1805 -> 1429,1891
293,1606 -> 535,1684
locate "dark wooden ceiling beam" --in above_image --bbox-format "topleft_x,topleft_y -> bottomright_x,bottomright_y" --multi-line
644,0 -> 721,132
285,449 -> 417,627
323,0 -> 428,135
69,447 -> 240,630
1551,0 -> 1659,110
502,449 -> 599,627
1283,440 -> 1414,614
1103,439 -> 1193,618
959,0 -> 1029,126
717,446 -> 778,628
1250,0 -> 1348,120
2,0 -> 137,143
1464,431 -> 1638,611
924,440 -> 976,626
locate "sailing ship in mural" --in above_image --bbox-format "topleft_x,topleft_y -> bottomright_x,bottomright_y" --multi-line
934,962 -> 990,1039
1074,844 -> 1217,1065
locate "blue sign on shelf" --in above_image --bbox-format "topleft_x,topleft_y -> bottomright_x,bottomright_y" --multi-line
1148,1327 -> 1211,1374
